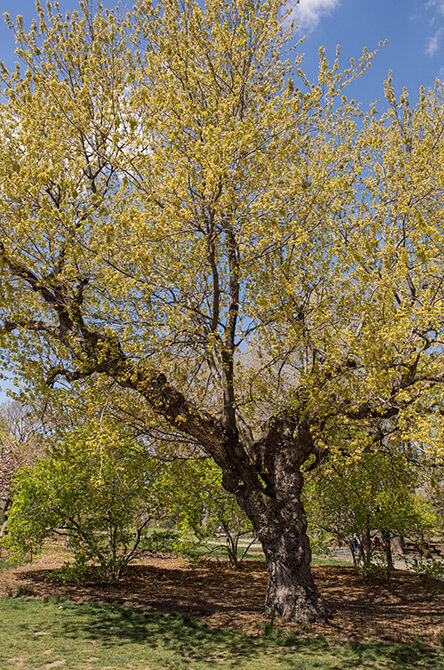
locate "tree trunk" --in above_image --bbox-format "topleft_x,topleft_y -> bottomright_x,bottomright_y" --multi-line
214,417 -> 327,623
233,465 -> 326,623
260,511 -> 325,622
364,519 -> 371,568
382,530 -> 393,571
0,499 -> 11,540
348,539 -> 358,567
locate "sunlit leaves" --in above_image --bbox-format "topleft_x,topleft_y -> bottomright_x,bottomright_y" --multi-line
0,0 -> 442,460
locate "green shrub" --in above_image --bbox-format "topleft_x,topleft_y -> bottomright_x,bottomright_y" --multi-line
2,421 -> 162,580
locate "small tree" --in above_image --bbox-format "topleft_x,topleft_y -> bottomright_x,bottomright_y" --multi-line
3,421 -> 162,580
304,451 -> 439,570
157,458 -> 255,567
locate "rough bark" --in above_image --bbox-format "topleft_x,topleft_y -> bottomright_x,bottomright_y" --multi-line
233,483 -> 326,622
0,499 -> 11,539
224,426 -> 327,623
259,495 -> 325,622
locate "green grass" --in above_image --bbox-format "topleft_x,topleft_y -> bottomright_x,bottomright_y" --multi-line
0,598 -> 441,670
311,556 -> 349,567
196,542 -> 348,567
0,556 -> 18,571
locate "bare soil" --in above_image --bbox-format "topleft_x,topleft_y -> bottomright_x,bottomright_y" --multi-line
1,543 -> 442,646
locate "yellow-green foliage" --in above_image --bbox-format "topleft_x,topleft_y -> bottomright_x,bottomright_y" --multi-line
155,458 -> 253,542
0,0 -> 442,463
3,420 -> 161,579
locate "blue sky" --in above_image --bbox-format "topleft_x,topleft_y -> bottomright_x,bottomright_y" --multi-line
0,0 -> 442,401
0,0 -> 442,103
293,0 -> 443,104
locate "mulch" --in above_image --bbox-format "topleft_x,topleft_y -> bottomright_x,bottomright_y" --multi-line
0,544 -> 442,646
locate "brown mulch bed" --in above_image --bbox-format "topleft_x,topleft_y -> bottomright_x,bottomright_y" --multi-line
1,545 -> 442,646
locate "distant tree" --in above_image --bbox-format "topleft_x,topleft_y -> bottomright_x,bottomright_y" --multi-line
0,446 -> 16,535
0,0 -> 442,620
0,401 -> 43,535
157,458 -> 255,568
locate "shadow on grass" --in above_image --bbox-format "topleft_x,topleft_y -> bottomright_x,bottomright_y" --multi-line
56,601 -> 276,662
346,639 -> 442,669
45,599 -> 441,669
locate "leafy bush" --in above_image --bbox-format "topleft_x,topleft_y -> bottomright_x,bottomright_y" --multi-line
140,529 -> 180,554
406,555 -> 444,579
2,421 -> 162,580
155,459 -> 255,567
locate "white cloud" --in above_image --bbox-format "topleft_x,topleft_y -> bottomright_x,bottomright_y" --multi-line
424,1 -> 444,55
289,0 -> 340,32
426,0 -> 444,17
425,28 -> 442,55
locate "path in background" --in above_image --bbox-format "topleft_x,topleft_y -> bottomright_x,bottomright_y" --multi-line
207,539 -> 438,571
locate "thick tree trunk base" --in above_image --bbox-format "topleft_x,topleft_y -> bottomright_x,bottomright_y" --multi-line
264,554 -> 327,623
229,439 -> 329,624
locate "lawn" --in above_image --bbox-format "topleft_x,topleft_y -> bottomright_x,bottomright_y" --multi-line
196,538 -> 349,567
0,542 -> 442,669
0,597 -> 441,670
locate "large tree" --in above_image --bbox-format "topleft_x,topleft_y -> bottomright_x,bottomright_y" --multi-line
0,0 -> 442,621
